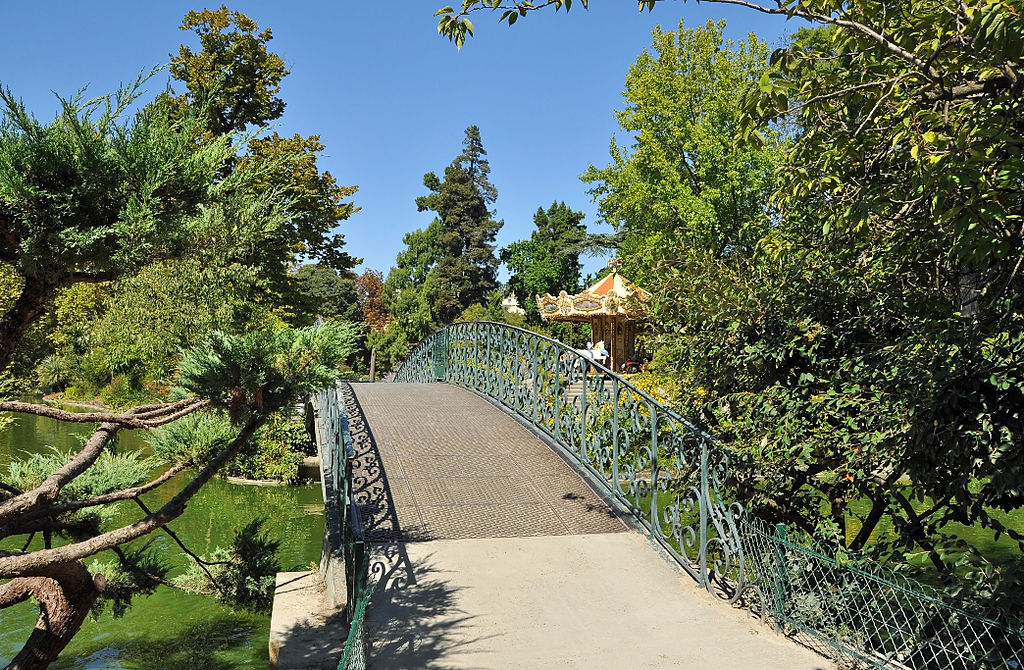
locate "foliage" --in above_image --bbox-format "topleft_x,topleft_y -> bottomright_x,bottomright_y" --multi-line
172,519 -> 280,613
451,6 -> 1024,608
501,201 -> 586,324
150,410 -> 239,466
241,133 -> 359,276
382,221 -> 443,343
7,447 -> 155,502
2,6 -> 359,402
169,5 -> 288,135
581,19 -> 780,266
355,269 -> 389,331
178,321 -> 360,420
455,290 -> 529,328
290,263 -> 362,327
1,262 -> 21,314
88,542 -> 170,618
0,73 -> 239,367
415,125 -> 503,324
224,415 -> 313,482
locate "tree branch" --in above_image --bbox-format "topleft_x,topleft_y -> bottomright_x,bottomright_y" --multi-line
131,498 -> 230,598
0,398 -> 209,430
0,462 -> 189,540
0,415 -> 264,579
0,423 -> 120,526
110,546 -> 182,591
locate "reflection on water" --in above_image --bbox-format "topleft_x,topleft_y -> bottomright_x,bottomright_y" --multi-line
0,409 -> 325,668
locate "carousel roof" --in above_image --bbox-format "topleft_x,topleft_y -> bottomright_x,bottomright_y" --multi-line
536,271 -> 650,323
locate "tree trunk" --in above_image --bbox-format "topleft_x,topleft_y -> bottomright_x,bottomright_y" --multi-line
0,274 -> 53,370
369,348 -> 377,382
1,563 -> 103,670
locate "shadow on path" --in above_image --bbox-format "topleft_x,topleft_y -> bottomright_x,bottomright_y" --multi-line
341,383 -> 426,542
366,545 -> 495,670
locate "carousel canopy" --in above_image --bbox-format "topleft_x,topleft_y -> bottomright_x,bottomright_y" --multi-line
536,271 -> 650,323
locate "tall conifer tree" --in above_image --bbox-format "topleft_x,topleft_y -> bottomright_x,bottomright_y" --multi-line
416,125 -> 503,324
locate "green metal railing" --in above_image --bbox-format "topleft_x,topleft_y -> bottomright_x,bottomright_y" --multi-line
395,321 -> 1024,670
312,383 -> 372,670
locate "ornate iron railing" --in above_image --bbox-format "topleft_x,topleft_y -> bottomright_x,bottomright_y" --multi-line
311,383 -> 372,670
394,321 -> 1024,670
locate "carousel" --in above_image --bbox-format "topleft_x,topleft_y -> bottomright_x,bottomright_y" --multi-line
536,267 -> 650,373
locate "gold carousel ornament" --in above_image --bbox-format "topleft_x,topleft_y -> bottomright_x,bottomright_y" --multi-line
536,262 -> 650,373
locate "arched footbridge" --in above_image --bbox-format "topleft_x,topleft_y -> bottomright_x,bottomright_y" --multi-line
312,322 -> 1023,670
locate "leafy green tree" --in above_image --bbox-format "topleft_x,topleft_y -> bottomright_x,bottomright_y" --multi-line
242,133 -> 360,276
0,76 -> 239,369
384,221 -> 443,338
582,19 -> 779,261
416,125 -> 503,324
291,263 -> 362,326
169,5 -> 288,135
501,201 -> 586,324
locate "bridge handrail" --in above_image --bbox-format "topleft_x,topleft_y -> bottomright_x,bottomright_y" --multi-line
311,382 -> 371,670
394,320 -> 1024,670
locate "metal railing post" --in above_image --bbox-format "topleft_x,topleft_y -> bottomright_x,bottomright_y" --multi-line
771,523 -> 789,633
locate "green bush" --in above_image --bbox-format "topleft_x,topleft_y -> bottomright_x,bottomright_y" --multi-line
36,355 -> 72,393
100,373 -> 147,409
223,416 -> 311,482
63,382 -> 101,402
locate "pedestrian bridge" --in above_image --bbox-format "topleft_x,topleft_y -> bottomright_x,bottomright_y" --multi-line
311,321 -> 1023,670
339,381 -> 826,670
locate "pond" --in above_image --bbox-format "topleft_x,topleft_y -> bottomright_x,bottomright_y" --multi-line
0,408 -> 325,669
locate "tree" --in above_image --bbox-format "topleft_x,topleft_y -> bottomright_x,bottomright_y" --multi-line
0,76 -> 239,369
169,5 -> 288,135
0,8 -> 365,665
291,263 -> 362,326
415,125 -> 503,324
501,201 -> 586,324
242,133 -> 360,277
355,269 -> 389,332
582,19 -> 779,260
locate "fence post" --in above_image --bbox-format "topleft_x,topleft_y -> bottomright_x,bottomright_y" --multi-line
432,331 -> 447,381
579,360 -> 587,458
698,440 -> 709,590
771,523 -> 788,633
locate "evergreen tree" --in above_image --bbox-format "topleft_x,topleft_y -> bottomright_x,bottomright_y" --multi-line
415,125 -> 503,324
501,201 -> 586,324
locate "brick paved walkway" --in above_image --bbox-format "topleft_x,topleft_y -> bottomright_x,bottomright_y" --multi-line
341,382 -> 625,542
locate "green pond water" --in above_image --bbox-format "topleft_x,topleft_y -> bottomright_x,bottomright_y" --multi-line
0,409 -> 325,669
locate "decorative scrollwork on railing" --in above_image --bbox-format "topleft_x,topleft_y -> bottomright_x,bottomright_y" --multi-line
393,321 -> 748,600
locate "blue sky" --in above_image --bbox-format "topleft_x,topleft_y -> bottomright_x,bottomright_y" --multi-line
1,1 -> 794,280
